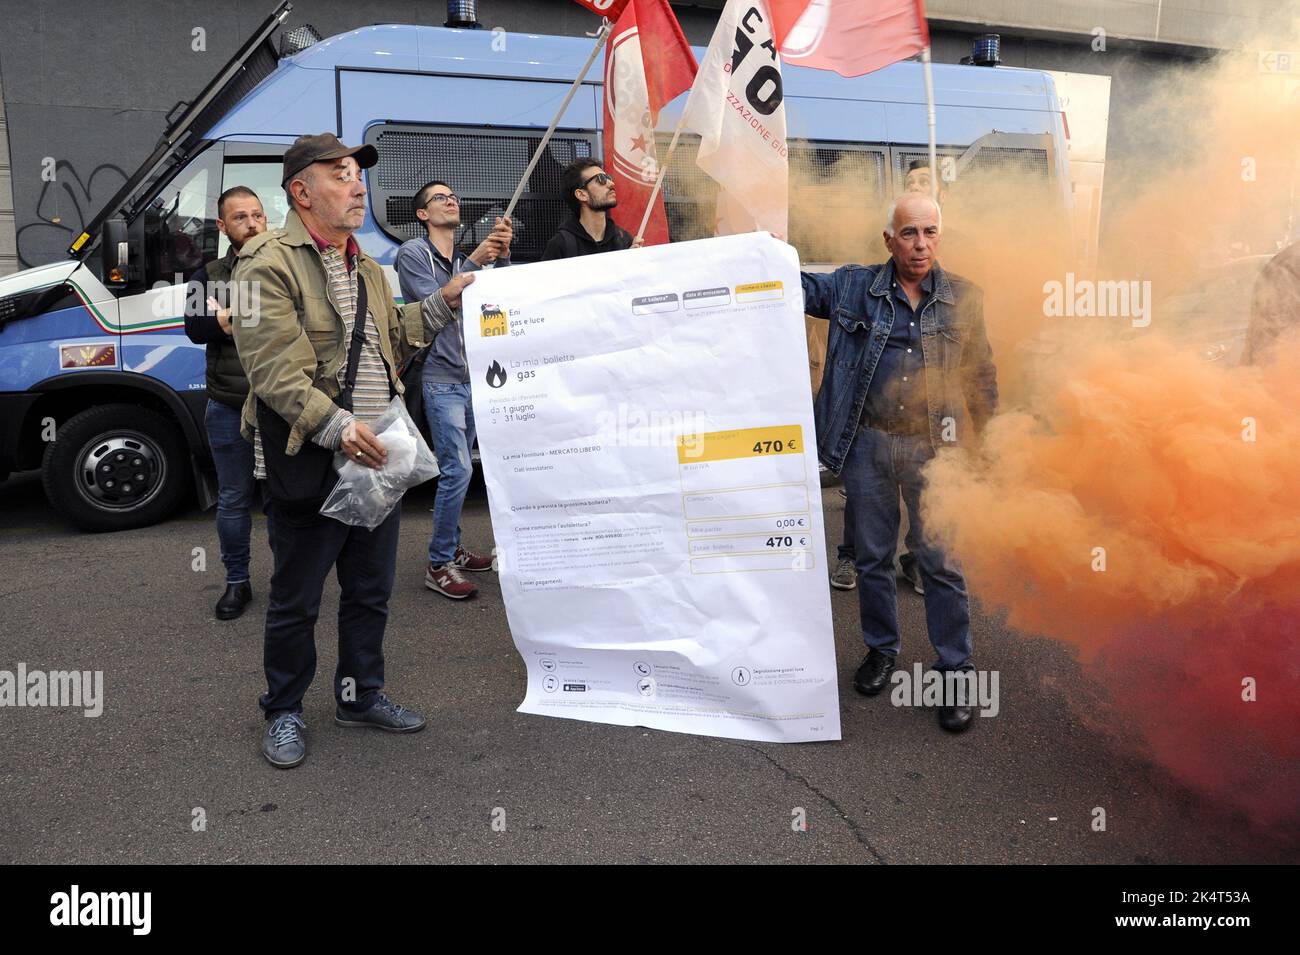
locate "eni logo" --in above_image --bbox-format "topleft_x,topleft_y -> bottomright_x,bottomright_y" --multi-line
480,303 -> 508,338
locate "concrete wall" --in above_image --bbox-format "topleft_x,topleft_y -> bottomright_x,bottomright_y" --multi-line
0,0 -> 1252,274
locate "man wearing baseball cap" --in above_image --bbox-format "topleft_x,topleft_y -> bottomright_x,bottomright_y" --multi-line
232,134 -> 468,768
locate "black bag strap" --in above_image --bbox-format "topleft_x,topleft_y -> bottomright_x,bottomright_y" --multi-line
337,275 -> 368,412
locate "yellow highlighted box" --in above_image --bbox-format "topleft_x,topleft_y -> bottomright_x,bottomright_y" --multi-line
677,424 -> 803,464
735,280 -> 784,303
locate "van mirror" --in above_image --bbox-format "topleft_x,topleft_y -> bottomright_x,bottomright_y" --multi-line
101,217 -> 132,288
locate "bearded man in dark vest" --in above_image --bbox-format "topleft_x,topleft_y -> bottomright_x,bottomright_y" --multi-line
184,186 -> 268,620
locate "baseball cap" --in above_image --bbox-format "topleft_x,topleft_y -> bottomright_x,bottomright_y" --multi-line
281,133 -> 378,186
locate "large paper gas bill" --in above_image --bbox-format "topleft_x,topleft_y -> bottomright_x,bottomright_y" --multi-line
463,233 -> 841,743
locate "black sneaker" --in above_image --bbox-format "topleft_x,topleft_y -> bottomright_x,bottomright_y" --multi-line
261,713 -> 306,768
335,694 -> 426,733
853,650 -> 897,696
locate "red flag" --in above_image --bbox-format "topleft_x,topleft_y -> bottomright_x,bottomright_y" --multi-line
770,0 -> 929,77
570,0 -> 633,20
603,0 -> 698,245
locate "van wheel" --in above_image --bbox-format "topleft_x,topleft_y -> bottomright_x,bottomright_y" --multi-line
41,404 -> 189,532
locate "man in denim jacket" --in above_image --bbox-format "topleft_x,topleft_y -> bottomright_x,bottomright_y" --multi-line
801,192 -> 998,732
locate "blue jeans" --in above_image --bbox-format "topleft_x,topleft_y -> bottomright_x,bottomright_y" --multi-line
423,380 -> 476,565
205,399 -> 256,585
838,492 -> 919,566
841,425 -> 973,671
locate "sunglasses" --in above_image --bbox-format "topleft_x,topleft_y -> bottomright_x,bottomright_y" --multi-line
581,172 -> 614,189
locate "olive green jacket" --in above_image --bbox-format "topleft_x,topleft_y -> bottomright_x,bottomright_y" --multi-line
230,209 -> 445,455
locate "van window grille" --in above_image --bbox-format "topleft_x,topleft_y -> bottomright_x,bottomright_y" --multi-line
656,134 -> 886,259
365,125 -> 596,262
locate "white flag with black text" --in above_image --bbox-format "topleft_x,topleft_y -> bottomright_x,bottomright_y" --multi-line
681,0 -> 789,235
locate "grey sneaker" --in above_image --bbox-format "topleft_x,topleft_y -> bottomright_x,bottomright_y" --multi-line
262,713 -> 307,769
335,694 -> 426,733
830,556 -> 857,590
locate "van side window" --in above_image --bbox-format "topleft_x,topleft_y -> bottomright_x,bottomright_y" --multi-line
141,147 -> 223,287
790,144 -> 888,262
658,134 -> 888,261
363,124 -> 597,263
220,159 -> 290,256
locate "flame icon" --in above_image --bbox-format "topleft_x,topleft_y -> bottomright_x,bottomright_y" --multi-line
486,360 -> 507,388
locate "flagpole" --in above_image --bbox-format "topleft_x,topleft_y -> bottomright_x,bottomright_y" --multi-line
921,44 -> 938,202
505,19 -> 612,219
634,115 -> 687,243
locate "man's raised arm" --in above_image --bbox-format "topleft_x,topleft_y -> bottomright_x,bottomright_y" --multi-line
800,270 -> 839,321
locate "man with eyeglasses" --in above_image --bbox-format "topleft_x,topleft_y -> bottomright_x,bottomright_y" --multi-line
542,160 -> 642,260
395,181 -> 512,599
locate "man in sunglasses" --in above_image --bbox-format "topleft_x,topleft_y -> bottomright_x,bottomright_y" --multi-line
542,160 -> 642,260
395,181 -> 512,600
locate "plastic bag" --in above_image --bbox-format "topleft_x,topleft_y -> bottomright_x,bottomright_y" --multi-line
319,396 -> 439,529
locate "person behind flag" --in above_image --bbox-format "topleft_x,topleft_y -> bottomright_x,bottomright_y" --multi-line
903,159 -> 984,283
800,191 -> 998,734
542,160 -> 643,259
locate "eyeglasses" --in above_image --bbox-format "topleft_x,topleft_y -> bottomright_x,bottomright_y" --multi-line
581,172 -> 613,189
425,193 -> 459,206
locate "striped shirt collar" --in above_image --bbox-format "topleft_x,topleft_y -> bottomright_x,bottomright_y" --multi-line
306,227 -> 360,272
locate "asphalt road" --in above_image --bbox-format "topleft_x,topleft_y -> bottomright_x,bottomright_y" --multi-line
0,471 -> 1293,864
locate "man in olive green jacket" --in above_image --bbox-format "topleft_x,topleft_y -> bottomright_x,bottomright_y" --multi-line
231,134 -> 470,769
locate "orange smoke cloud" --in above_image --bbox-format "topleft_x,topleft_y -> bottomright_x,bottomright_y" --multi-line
927,337 -> 1300,642
925,335 -> 1300,827
918,40 -> 1300,831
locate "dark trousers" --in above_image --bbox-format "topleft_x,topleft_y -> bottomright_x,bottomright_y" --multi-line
842,425 -> 973,671
205,399 -> 256,584
259,500 -> 401,718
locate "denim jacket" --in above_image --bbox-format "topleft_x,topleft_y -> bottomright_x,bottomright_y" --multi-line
802,260 -> 998,474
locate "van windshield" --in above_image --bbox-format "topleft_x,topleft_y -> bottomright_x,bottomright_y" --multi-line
141,147 -> 222,287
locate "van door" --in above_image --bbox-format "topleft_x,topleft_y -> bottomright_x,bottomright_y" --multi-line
117,144 -> 224,400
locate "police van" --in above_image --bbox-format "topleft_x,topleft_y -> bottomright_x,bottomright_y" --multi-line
0,1 -> 1070,531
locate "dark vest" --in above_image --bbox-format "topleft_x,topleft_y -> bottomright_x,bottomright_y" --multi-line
203,250 -> 250,410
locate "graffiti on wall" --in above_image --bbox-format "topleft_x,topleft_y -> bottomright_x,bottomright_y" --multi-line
15,159 -> 127,269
